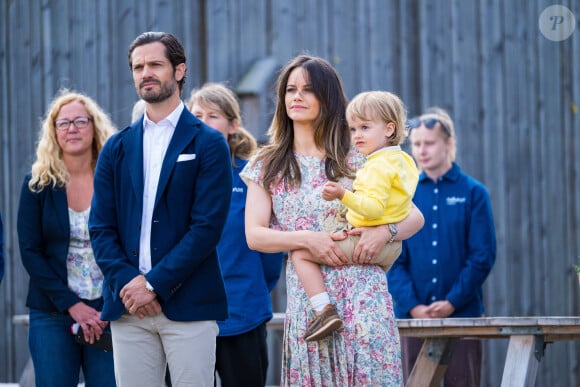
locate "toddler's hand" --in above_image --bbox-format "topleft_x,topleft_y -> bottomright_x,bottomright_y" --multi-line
322,182 -> 344,201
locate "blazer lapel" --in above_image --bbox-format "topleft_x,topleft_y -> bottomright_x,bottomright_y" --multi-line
53,187 -> 70,234
122,123 -> 145,209
154,112 -> 198,208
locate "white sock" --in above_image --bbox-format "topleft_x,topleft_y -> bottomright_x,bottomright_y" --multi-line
310,292 -> 331,312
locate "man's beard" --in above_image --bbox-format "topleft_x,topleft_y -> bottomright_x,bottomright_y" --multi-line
138,79 -> 177,103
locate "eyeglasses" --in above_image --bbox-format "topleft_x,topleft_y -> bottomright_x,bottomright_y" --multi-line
407,117 -> 451,137
54,117 -> 92,131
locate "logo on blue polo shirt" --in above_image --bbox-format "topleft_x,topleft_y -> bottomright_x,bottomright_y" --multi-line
232,187 -> 244,193
446,196 -> 466,205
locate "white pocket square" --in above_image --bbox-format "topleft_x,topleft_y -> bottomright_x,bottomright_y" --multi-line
177,153 -> 196,162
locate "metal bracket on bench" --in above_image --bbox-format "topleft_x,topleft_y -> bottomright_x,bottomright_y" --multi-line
534,335 -> 546,362
425,338 -> 459,364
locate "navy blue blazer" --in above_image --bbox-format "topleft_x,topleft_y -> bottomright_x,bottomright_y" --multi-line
89,108 -> 232,321
17,176 -> 86,312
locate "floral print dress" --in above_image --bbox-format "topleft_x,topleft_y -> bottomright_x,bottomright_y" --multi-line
241,153 -> 403,386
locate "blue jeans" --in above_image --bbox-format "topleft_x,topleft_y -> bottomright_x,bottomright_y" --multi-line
28,308 -> 115,387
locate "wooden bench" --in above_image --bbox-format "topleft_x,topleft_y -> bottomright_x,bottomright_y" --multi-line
268,314 -> 580,386
18,313 -> 580,385
397,316 -> 580,387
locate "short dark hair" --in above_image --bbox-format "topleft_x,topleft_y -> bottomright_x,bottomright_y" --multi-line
128,32 -> 187,92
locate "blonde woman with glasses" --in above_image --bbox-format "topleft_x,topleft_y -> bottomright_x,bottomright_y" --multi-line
17,89 -> 116,387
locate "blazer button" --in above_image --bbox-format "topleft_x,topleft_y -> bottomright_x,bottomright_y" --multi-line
132,250 -> 138,256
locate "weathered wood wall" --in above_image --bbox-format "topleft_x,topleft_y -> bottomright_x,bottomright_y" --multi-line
1,0 -> 579,385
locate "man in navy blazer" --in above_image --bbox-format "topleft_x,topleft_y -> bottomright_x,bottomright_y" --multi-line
89,32 -> 232,386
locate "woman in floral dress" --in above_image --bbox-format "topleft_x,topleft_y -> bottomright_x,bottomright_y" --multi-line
241,55 -> 424,386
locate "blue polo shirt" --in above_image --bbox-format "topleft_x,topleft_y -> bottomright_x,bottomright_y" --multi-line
388,163 -> 496,318
217,157 -> 284,336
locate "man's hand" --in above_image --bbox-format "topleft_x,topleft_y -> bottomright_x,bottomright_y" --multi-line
134,299 -> 162,319
120,275 -> 156,315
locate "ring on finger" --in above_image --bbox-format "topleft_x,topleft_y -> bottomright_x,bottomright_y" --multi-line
366,255 -> 372,261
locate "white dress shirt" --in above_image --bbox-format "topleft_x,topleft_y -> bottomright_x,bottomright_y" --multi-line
139,102 -> 184,273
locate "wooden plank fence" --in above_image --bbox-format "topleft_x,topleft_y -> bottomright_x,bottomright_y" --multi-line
1,0 -> 579,385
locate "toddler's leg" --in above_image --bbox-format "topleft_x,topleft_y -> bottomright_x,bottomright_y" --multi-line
291,249 -> 327,300
292,249 -> 343,341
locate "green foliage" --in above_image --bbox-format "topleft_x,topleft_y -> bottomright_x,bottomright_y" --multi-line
574,264 -> 580,275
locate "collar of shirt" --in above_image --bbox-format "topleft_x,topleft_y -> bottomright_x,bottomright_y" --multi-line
143,101 -> 184,131
419,162 -> 461,184
367,145 -> 401,158
138,101 -> 184,274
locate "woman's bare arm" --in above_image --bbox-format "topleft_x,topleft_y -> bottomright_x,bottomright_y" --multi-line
394,204 -> 424,240
244,180 -> 347,264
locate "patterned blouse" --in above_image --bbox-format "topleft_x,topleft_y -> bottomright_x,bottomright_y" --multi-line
66,208 -> 103,300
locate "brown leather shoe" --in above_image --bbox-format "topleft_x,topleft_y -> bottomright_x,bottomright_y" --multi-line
303,304 -> 343,341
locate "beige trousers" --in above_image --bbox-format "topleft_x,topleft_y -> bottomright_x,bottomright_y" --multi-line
334,234 -> 402,271
111,312 -> 217,387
